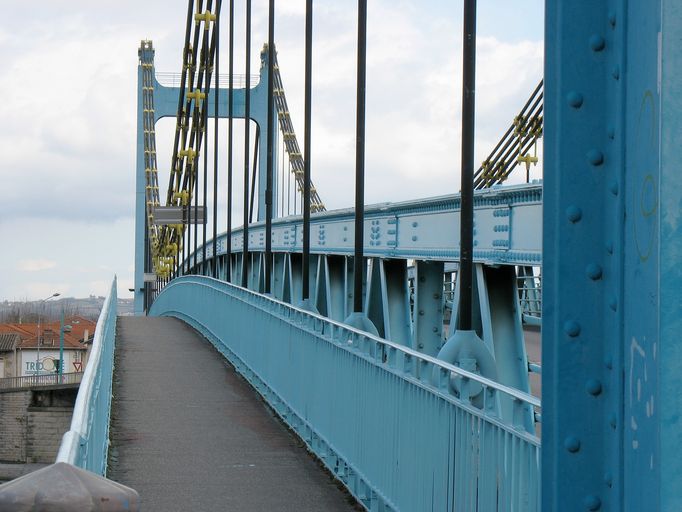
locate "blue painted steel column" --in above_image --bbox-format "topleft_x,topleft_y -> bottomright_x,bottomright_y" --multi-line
544,2 -> 624,509
545,1 -> 682,509
657,4 -> 682,507
134,44 -> 153,316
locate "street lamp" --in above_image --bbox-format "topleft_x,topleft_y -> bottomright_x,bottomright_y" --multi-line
36,293 -> 60,378
58,316 -> 77,381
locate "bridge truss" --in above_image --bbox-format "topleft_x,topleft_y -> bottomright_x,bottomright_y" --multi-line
132,1 -> 549,510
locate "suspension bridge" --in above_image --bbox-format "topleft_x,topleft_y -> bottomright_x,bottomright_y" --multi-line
1,1 -> 681,511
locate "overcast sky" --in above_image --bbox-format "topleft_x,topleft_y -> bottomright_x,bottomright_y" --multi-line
0,0 -> 543,301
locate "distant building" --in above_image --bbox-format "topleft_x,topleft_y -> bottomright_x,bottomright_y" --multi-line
0,333 -> 21,378
0,316 -> 95,377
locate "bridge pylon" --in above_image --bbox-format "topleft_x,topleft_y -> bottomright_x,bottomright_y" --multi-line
134,40 -> 277,315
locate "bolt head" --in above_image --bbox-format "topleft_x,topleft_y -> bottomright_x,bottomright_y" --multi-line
567,91 -> 584,108
564,436 -> 581,453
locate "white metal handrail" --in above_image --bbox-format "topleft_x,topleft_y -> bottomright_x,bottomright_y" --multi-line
56,276 -> 117,475
0,372 -> 83,392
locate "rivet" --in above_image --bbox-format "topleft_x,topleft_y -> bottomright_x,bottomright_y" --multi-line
606,241 -> 614,254
587,149 -> 604,166
609,181 -> 619,196
564,436 -> 581,453
585,379 -> 602,396
418,343 -> 424,349
418,310 -> 425,316
608,11 -> 616,27
609,296 -> 618,311
564,320 -> 581,337
432,327 -> 439,333
607,126 -> 615,140
584,495 -> 602,511
604,472 -> 613,488
412,221 -> 418,228
412,235 -> 418,242
567,91 -> 584,109
586,263 -> 603,280
612,66 -> 620,80
590,35 -> 606,52
566,205 -> 582,223
609,413 -> 617,429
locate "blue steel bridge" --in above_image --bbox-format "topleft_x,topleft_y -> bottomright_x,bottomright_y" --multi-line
2,1 -> 681,511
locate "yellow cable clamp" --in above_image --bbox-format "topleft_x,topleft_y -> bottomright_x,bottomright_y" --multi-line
517,153 -> 539,171
186,90 -> 206,102
194,11 -> 216,28
173,190 -> 190,205
178,148 -> 197,162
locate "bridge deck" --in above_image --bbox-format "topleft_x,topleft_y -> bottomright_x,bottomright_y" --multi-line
108,317 -> 358,511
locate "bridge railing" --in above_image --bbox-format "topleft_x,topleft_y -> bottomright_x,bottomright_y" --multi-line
0,372 -> 83,392
56,276 -> 118,475
151,276 -> 540,511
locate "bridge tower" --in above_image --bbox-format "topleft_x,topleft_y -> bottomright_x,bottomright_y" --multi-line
134,41 -> 278,315
544,1 -> 682,509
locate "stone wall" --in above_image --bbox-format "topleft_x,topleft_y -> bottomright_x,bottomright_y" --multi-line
0,390 -> 30,462
0,388 -> 76,464
26,407 -> 74,463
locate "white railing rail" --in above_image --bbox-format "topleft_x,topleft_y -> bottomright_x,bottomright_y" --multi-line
56,276 -> 118,475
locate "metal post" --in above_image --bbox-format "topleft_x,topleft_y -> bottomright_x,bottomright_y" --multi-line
212,1 -> 221,279
202,23 -> 210,276
457,0 -> 476,331
302,0 -> 313,301
226,0 -> 234,282
36,293 -> 59,377
58,310 -> 64,380
241,0 -> 251,288
265,0 -> 275,293
353,0 -> 367,313
248,128 -> 259,222
193,136 -> 199,274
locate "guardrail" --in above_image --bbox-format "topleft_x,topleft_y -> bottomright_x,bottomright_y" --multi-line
0,372 -> 83,392
56,277 -> 118,476
151,276 -> 540,511
155,71 -> 260,89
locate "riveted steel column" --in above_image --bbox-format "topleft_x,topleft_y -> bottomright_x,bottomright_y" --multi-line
544,1 -> 626,510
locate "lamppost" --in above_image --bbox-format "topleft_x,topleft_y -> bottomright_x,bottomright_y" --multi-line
58,315 -> 77,381
36,292 -> 60,378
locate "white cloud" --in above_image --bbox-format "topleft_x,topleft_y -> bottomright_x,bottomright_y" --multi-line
24,282 -> 72,300
18,259 -> 57,272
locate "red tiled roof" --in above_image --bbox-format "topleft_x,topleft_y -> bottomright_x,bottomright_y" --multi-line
0,316 -> 95,350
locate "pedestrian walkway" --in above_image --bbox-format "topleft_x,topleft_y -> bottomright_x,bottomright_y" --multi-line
108,316 -> 358,511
